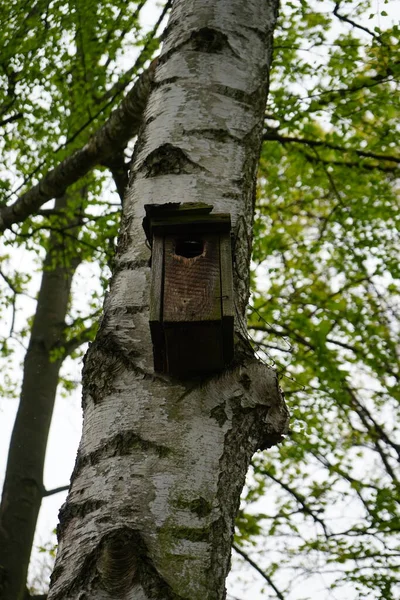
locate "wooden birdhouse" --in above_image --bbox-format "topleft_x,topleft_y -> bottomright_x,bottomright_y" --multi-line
143,203 -> 234,376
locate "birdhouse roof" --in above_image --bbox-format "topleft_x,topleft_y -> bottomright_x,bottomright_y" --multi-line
143,202 -> 231,243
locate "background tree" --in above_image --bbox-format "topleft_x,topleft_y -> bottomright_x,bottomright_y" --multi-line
0,1 -> 399,599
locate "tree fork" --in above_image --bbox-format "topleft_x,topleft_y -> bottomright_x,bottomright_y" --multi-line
48,2 -> 288,599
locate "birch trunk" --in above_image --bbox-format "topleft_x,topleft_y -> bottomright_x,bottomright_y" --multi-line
48,2 -> 288,599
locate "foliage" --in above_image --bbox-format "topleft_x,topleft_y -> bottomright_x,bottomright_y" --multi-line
235,1 -> 400,599
0,1 -> 399,599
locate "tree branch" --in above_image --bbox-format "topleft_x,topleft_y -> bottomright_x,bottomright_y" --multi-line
43,485 -> 69,498
62,324 -> 99,357
102,152 -> 129,203
265,471 -> 331,538
0,59 -> 158,233
333,2 -> 382,42
0,112 -> 23,127
301,151 -> 398,174
232,543 -> 285,600
263,131 -> 400,164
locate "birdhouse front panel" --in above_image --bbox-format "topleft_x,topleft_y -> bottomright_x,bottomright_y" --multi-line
163,234 -> 221,323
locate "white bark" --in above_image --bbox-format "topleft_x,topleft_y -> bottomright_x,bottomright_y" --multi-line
48,2 -> 287,599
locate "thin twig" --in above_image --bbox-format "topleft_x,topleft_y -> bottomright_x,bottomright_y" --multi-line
233,543 -> 286,600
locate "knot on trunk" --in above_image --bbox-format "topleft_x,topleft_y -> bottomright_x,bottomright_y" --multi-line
97,528 -> 141,596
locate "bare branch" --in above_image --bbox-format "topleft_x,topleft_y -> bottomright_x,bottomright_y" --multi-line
265,471 -> 331,538
43,485 -> 69,498
0,112 -> 23,127
333,2 -> 382,42
263,131 -> 400,165
232,543 -> 285,600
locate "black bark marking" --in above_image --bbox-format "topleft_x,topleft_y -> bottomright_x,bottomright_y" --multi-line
189,497 -> 212,518
57,499 -> 105,539
239,373 -> 251,390
107,304 -> 149,318
142,143 -> 202,177
212,83 -> 257,105
71,430 -> 173,480
48,563 -> 64,586
184,127 -> 242,143
210,404 -> 228,426
171,526 -> 210,542
116,212 -> 133,256
97,528 -> 140,596
98,527 -> 183,600
113,257 -> 150,272
189,28 -> 231,54
82,330 -> 150,406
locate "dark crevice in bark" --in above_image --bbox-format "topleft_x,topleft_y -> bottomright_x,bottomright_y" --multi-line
97,528 -> 140,595
52,528 -> 185,600
115,212 -> 134,255
188,498 -> 213,518
106,304 -> 149,317
82,331 -> 152,405
71,430 -> 173,480
160,22 -> 240,66
151,76 -> 180,91
188,28 -> 235,55
114,257 -> 150,271
58,500 -> 106,539
141,143 -> 205,178
153,78 -> 259,107
210,404 -> 228,426
210,83 -> 261,106
183,128 -> 242,143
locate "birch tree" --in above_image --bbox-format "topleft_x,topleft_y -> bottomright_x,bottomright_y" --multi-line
47,1 -> 288,598
1,1 -> 398,598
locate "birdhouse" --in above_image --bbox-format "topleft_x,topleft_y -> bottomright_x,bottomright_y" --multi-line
143,203 -> 234,376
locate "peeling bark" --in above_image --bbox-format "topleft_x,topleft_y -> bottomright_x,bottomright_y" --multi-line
48,2 -> 287,599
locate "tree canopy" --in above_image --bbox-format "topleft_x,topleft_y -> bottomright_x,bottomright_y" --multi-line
0,1 -> 399,598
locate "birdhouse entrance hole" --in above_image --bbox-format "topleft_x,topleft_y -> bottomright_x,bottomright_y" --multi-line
175,238 -> 204,258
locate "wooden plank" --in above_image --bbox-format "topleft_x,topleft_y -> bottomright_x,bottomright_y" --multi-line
150,214 -> 231,237
219,232 -> 234,319
149,235 -> 165,372
163,233 -> 221,323
219,232 -> 234,365
149,235 -> 164,323
164,323 -> 224,375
